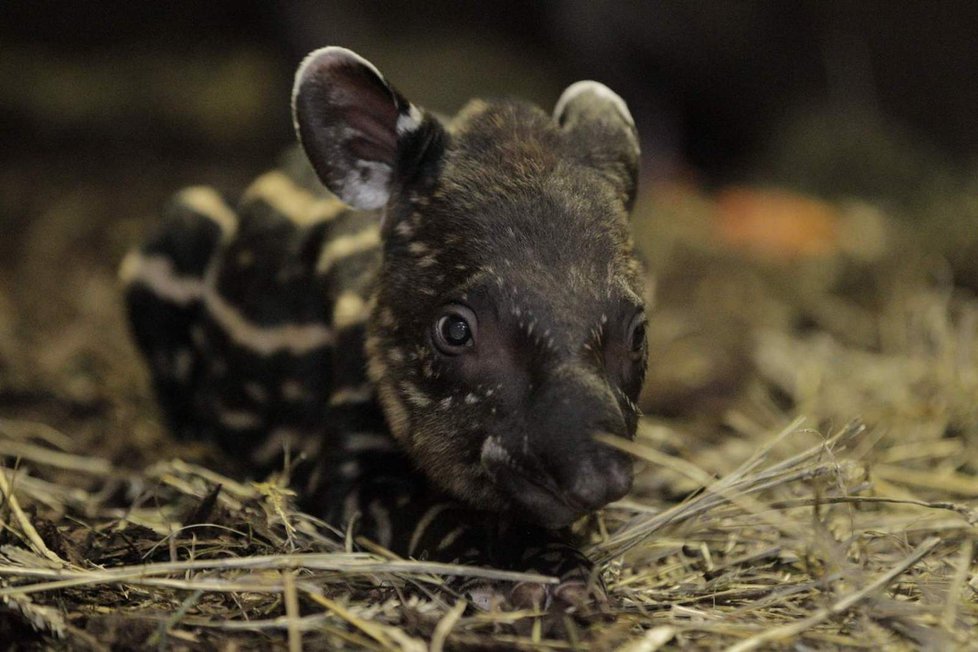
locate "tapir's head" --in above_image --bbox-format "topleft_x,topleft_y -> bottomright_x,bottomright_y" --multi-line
293,47 -> 646,528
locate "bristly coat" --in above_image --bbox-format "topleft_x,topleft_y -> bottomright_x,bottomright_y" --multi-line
122,46 -> 647,604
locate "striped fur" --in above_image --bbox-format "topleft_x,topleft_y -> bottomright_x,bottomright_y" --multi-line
124,47 -> 647,607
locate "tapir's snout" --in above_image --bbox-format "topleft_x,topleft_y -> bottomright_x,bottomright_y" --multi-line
563,442 -> 634,511
481,364 -> 635,528
482,434 -> 634,529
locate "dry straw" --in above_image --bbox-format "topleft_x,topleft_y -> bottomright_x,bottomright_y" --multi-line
2,408 -> 975,649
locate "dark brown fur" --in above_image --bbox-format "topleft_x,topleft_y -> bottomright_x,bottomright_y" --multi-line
366,99 -> 645,523
124,48 -> 647,577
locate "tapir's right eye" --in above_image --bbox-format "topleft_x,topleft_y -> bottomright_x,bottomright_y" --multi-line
432,304 -> 477,355
628,313 -> 648,360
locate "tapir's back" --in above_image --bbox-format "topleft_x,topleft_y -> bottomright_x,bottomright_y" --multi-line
121,153 -> 386,469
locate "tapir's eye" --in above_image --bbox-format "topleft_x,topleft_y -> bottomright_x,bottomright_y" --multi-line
433,305 -> 477,354
628,313 -> 647,359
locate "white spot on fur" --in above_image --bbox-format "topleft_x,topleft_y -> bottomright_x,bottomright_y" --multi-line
204,283 -> 334,356
395,104 -> 423,135
243,171 -> 344,225
344,432 -> 396,452
480,436 -> 511,466
401,381 -> 431,407
378,308 -> 397,329
343,161 -> 392,211
176,186 -> 238,237
395,221 -> 414,239
119,252 -> 203,306
317,228 -> 381,274
217,408 -> 261,430
333,291 -> 368,330
329,383 -> 373,406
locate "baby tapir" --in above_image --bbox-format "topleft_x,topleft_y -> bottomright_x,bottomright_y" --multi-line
121,46 -> 647,608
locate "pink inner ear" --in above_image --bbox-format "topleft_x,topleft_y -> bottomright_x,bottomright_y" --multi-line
346,107 -> 398,163
294,48 -> 416,209
331,61 -> 400,164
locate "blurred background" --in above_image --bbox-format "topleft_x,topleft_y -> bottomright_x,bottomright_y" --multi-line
1,1 -> 977,461
5,1 -> 978,185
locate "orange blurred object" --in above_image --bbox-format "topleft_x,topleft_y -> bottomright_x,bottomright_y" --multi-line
713,187 -> 841,260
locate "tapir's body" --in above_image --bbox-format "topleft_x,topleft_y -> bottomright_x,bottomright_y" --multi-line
122,47 -> 647,607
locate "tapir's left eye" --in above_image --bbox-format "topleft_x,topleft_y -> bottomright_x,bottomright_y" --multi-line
628,313 -> 647,359
432,304 -> 477,355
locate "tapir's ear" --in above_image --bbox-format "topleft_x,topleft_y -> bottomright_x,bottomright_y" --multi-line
292,47 -> 428,210
554,81 -> 641,210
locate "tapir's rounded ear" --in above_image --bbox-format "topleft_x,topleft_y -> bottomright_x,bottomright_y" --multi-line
292,47 -> 428,210
554,81 -> 641,210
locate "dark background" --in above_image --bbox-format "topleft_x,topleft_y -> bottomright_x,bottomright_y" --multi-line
4,1 -> 978,184
1,1 -> 977,368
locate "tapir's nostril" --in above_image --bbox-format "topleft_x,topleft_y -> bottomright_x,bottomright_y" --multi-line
603,448 -> 634,500
566,446 -> 633,510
